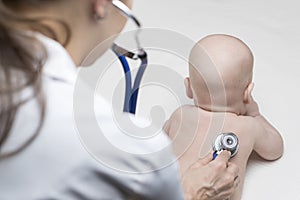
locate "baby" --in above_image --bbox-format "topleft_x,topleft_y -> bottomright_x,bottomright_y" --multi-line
163,34 -> 284,199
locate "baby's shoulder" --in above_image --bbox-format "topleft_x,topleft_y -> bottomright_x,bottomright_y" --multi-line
170,105 -> 199,118
235,115 -> 261,129
166,105 -> 204,130
225,115 -> 261,141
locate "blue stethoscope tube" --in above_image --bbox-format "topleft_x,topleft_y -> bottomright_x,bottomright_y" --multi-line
112,44 -> 148,114
212,151 -> 219,160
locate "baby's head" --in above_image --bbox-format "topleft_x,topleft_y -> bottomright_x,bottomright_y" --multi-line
185,34 -> 254,114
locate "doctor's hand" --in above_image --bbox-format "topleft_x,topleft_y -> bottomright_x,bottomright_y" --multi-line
181,151 -> 239,200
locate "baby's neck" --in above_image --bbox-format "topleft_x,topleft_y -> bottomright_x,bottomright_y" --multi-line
195,103 -> 245,116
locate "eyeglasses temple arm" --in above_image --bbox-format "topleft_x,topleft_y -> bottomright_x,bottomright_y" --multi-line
112,0 -> 141,27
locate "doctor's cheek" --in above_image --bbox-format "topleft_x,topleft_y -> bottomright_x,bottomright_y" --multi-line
120,0 -> 133,9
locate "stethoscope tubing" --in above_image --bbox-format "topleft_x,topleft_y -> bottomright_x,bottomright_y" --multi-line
113,45 -> 148,114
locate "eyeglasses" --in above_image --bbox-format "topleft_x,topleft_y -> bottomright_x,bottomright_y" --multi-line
111,0 -> 145,59
111,0 -> 148,114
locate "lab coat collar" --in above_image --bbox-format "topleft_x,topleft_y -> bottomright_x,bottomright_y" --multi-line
36,33 -> 78,85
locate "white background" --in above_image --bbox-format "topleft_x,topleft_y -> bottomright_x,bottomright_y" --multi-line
99,0 -> 300,199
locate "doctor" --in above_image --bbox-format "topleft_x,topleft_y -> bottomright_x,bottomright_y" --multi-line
0,0 -> 239,199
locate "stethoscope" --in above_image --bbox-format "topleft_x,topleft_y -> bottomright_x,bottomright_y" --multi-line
212,132 -> 239,160
112,1 -> 240,159
111,0 -> 147,114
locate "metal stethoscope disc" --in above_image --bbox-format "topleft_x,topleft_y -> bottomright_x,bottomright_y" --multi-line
213,132 -> 239,159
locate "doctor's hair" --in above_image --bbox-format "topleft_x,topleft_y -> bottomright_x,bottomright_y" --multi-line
0,0 -> 70,159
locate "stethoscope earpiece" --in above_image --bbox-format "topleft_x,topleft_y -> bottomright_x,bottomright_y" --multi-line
212,132 -> 239,160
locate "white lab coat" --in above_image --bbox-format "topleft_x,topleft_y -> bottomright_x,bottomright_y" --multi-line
0,34 -> 184,200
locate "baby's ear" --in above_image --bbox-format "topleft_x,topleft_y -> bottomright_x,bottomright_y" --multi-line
184,77 -> 193,99
243,82 -> 254,104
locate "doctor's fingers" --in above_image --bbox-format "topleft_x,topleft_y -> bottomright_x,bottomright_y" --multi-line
215,162 -> 239,189
215,150 -> 231,162
214,171 -> 240,191
214,175 -> 240,200
199,151 -> 215,166
208,162 -> 239,194
202,176 -> 238,200
192,183 -> 235,200
197,150 -> 230,168
211,168 -> 240,199
209,151 -> 231,168
227,162 -> 239,180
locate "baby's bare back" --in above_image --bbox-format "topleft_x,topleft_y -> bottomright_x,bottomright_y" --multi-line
165,105 -> 259,200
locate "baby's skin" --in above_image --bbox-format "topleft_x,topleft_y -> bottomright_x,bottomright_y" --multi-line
164,34 -> 283,200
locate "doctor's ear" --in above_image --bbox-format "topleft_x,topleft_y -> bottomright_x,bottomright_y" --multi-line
184,77 -> 193,99
93,0 -> 110,21
243,82 -> 254,104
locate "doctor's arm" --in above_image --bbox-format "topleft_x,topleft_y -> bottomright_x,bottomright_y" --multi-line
41,156 -> 185,200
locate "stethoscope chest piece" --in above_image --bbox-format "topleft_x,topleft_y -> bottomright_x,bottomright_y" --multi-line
213,132 -> 239,160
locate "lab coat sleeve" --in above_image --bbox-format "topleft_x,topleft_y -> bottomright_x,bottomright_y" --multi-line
39,155 -> 184,200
